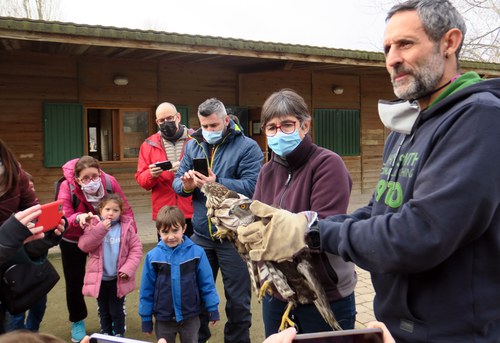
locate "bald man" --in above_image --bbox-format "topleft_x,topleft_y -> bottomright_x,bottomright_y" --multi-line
135,102 -> 194,236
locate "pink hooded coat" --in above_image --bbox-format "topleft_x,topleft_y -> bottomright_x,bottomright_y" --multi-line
78,215 -> 143,298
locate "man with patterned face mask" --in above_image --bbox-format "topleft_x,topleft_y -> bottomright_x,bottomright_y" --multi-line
136,102 -> 194,237
173,98 -> 263,343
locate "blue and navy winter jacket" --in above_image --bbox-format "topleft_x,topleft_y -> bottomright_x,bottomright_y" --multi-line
173,120 -> 263,239
139,237 -> 219,323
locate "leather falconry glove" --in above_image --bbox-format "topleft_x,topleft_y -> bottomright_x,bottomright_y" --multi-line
237,200 -> 310,263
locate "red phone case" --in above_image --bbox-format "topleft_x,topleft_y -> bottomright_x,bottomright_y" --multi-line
36,200 -> 64,232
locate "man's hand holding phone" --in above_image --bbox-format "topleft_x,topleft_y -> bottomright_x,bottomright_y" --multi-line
149,161 -> 174,178
149,163 -> 162,178
181,158 -> 215,191
181,166 -> 215,191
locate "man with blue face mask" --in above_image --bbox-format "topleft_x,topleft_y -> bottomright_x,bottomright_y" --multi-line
173,98 -> 263,343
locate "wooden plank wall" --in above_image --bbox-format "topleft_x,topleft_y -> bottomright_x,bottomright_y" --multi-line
238,69 -> 312,158
312,72 -> 362,193
360,74 -> 394,193
0,50 -> 239,216
239,69 -> 391,195
158,61 -> 238,128
0,49 -> 391,217
0,51 -> 79,203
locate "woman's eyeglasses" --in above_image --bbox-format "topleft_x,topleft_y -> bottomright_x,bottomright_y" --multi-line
263,121 -> 297,137
79,175 -> 100,185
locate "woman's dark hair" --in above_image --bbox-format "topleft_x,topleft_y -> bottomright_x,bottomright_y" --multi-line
74,155 -> 100,178
260,88 -> 311,129
0,138 -> 21,194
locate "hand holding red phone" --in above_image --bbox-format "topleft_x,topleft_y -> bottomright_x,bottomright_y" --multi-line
52,218 -> 66,237
14,205 -> 44,243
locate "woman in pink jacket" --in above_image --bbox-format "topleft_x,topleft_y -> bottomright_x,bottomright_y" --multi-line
57,156 -> 137,342
78,194 -> 142,337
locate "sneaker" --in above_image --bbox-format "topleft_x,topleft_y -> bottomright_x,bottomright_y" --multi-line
71,320 -> 86,342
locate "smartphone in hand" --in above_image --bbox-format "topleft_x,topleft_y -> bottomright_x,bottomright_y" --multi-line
292,328 -> 383,343
89,333 -> 152,343
155,160 -> 173,171
193,158 -> 209,177
35,200 -> 64,232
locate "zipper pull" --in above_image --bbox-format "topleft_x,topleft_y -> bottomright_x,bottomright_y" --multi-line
285,173 -> 292,186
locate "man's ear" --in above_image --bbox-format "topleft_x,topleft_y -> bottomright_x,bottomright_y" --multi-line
442,28 -> 463,57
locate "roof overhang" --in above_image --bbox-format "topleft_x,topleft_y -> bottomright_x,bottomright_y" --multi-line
0,17 -> 499,77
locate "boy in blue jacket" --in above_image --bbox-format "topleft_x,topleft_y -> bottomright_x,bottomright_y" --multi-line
139,206 -> 219,343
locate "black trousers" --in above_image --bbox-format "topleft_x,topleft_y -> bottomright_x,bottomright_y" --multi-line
60,239 -> 88,323
190,234 -> 251,343
0,306 -> 5,334
97,279 -> 126,336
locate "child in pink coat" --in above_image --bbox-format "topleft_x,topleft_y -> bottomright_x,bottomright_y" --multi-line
78,194 -> 143,337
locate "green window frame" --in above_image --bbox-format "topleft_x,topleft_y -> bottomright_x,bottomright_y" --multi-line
313,109 -> 360,156
43,103 -> 84,167
176,105 -> 189,127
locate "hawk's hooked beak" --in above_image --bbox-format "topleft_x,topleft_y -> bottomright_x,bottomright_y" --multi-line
228,208 -> 234,216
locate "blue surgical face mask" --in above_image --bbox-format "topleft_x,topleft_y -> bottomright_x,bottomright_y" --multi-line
202,129 -> 224,144
267,130 -> 302,157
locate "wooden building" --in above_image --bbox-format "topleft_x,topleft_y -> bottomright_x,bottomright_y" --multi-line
1,17 -> 499,215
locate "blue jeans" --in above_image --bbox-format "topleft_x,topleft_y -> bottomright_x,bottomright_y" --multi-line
191,234 -> 251,343
7,295 -> 47,332
262,292 -> 356,337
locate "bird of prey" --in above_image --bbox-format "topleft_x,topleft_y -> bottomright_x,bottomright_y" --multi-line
200,181 -> 342,332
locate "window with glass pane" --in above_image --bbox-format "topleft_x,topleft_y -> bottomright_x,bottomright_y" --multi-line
122,110 -> 149,158
85,107 -> 151,161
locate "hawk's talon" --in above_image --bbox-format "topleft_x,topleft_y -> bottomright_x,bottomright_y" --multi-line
258,280 -> 272,302
279,302 -> 296,332
213,229 -> 229,240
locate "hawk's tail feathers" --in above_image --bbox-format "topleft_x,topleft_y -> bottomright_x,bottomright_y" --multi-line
297,260 -> 342,331
243,255 -> 259,296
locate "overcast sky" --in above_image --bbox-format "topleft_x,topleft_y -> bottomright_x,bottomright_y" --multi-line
59,0 -> 391,52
